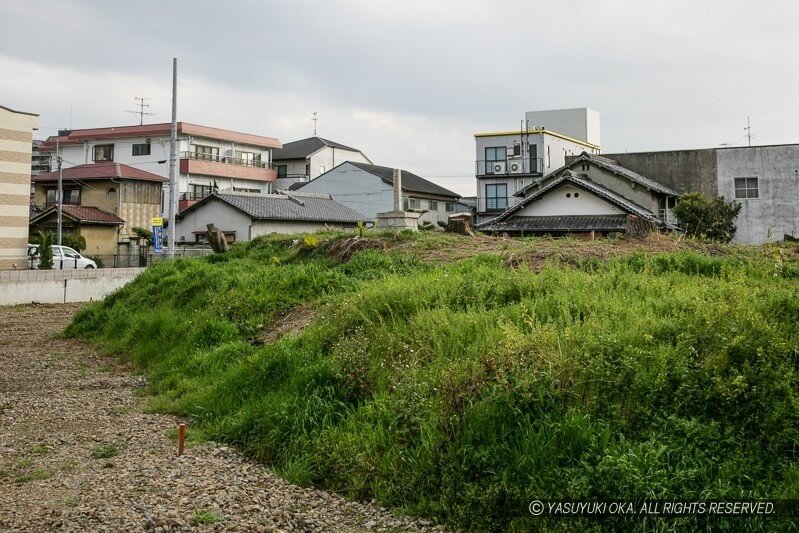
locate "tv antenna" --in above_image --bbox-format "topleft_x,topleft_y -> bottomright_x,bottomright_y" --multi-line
744,116 -> 753,147
312,112 -> 319,136
125,97 -> 155,125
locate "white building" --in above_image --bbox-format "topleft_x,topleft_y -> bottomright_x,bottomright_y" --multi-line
38,122 -> 283,212
474,108 -> 602,222
272,137 -> 371,190
175,190 -> 363,243
297,162 -> 463,226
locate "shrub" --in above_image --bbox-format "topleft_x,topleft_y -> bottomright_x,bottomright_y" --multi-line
673,192 -> 742,243
61,233 -> 86,252
38,232 -> 53,270
132,227 -> 153,244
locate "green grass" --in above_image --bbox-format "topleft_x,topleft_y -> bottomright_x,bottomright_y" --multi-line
194,510 -> 221,525
66,233 -> 799,531
91,444 -> 118,459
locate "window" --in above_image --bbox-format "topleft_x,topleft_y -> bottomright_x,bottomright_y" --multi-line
512,141 -> 521,156
233,187 -> 260,193
429,200 -> 438,211
445,202 -> 455,213
734,177 -> 759,199
92,144 -> 114,161
192,144 -> 219,161
546,146 -> 551,168
277,165 -> 287,178
485,146 -> 507,174
106,187 -> 117,199
132,143 -> 151,156
190,184 -> 212,200
46,188 -> 81,207
485,183 -> 507,210
408,198 -> 421,209
235,151 -> 261,166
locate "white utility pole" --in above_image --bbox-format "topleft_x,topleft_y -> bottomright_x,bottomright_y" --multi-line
167,58 -> 178,259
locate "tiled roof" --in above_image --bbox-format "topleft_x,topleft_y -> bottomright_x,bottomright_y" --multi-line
515,152 -> 679,198
179,191 -> 365,223
347,162 -> 460,199
479,214 -> 629,233
33,162 -> 166,183
477,170 -> 659,229
30,205 -> 125,225
273,137 -> 362,160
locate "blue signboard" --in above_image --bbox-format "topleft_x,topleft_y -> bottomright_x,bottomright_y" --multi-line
152,225 -> 164,254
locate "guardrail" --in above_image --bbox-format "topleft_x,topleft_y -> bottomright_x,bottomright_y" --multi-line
476,157 -> 543,177
180,151 -> 272,169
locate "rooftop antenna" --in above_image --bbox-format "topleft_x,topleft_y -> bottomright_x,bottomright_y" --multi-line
312,112 -> 319,136
125,97 -> 155,125
744,116 -> 753,147
719,142 -> 732,147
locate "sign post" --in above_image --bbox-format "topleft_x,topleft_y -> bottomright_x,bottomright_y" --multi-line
151,217 -> 164,255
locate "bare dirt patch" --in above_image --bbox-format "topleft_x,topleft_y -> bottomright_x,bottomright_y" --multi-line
0,304 -> 438,532
259,305 -> 322,345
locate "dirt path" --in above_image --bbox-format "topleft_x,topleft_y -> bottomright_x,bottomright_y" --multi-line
0,304 -> 437,532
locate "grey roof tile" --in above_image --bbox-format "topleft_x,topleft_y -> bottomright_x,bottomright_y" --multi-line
273,137 -> 361,160
479,214 -> 629,233
347,162 -> 460,199
180,191 -> 366,223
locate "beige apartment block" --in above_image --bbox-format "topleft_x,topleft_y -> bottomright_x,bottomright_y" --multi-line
0,105 -> 39,270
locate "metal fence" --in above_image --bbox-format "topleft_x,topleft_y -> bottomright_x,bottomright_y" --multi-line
29,247 -> 214,270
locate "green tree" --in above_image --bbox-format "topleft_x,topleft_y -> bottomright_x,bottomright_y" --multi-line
38,232 -> 54,270
132,227 -> 153,244
673,192 -> 742,243
61,234 -> 86,252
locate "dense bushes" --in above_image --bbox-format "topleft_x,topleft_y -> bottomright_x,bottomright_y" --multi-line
67,237 -> 799,530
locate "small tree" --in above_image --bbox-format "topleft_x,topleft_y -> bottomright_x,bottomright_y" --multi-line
132,227 -> 153,244
673,192 -> 742,243
61,233 -> 86,252
38,232 -> 54,270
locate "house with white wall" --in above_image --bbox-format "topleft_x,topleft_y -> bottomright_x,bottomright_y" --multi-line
475,107 -> 601,222
37,122 -> 283,212
272,137 -> 371,190
477,152 -> 678,236
175,190 -> 363,243
296,161 -> 463,226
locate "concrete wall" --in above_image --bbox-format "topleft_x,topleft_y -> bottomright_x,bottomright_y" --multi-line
516,184 -> 623,217
309,147 -> 371,180
251,220 -> 356,236
0,105 -> 38,270
525,108 -> 601,146
175,199 -> 253,243
0,267 -> 144,306
717,145 -> 799,243
602,149 -> 719,197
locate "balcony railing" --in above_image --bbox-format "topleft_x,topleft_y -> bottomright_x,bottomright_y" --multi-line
476,157 -> 543,177
476,196 -> 523,214
180,151 -> 272,169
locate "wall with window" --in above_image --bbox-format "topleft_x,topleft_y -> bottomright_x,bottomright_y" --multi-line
717,144 -> 799,243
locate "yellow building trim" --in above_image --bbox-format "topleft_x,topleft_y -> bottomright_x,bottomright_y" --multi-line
473,128 -> 601,151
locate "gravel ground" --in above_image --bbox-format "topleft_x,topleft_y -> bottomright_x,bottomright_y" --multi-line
0,304 -> 440,532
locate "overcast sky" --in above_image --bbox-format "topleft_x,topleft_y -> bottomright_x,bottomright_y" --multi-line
1,0 -> 797,196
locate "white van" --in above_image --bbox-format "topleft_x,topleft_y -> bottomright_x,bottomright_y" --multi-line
27,244 -> 98,269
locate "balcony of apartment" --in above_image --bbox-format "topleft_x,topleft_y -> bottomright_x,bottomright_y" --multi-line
476,157 -> 543,177
475,195 -> 523,215
179,151 -> 277,182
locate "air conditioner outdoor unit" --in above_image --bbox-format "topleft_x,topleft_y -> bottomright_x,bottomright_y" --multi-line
492,161 -> 506,174
509,161 -> 524,174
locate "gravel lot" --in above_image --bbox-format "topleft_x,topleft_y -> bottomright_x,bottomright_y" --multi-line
0,304 -> 439,532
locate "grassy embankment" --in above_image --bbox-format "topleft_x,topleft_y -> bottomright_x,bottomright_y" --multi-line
66,232 -> 799,530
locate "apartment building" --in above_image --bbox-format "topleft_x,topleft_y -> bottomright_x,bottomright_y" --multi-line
475,108 -> 601,222
37,122 -> 282,212
0,104 -> 38,270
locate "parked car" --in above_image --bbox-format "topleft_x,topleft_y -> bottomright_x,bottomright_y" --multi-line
27,244 -> 97,269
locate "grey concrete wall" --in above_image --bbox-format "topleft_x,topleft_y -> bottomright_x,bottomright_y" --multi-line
0,268 -> 145,306
602,149 -> 719,196
717,145 -> 799,243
